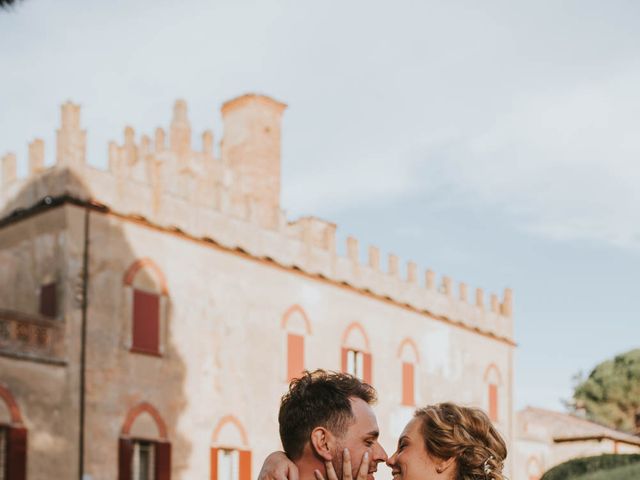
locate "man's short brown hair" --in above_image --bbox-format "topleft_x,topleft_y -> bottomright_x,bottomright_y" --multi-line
278,369 -> 377,460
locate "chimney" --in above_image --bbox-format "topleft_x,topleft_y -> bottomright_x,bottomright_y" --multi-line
221,94 -> 286,218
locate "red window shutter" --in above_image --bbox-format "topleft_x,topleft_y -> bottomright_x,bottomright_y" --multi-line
401,362 -> 415,406
489,383 -> 498,421
6,426 -> 27,480
239,450 -> 252,480
363,352 -> 372,384
39,282 -> 57,318
132,289 -> 160,354
210,448 -> 218,480
341,348 -> 348,373
155,441 -> 172,480
287,334 -> 304,381
118,438 -> 133,480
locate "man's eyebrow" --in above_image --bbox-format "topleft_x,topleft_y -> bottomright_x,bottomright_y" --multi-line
364,430 -> 380,439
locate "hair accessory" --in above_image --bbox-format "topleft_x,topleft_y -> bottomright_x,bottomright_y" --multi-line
483,455 -> 494,476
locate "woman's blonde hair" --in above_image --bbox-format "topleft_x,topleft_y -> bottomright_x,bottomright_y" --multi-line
414,403 -> 507,480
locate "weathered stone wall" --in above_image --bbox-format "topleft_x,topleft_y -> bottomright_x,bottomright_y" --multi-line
0,206 -> 85,480
79,211 -> 514,479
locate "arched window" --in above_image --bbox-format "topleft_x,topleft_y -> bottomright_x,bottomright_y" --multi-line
281,305 -> 312,381
0,384 -> 27,480
210,415 -> 251,480
483,364 -> 503,422
526,456 -> 543,480
123,259 -> 168,356
397,338 -> 420,406
119,402 -> 171,480
340,323 -> 372,384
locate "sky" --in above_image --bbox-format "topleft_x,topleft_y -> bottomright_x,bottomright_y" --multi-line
1,0 -> 639,411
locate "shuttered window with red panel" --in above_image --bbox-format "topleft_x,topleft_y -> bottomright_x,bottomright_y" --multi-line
155,441 -> 171,480
39,282 -> 57,318
287,334 -> 304,381
131,289 -> 160,355
118,438 -> 171,480
488,384 -> 498,422
1,425 -> 27,480
341,349 -> 372,384
401,362 -> 415,406
210,448 -> 251,480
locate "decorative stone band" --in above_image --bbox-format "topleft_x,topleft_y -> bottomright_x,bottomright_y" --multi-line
0,309 -> 66,365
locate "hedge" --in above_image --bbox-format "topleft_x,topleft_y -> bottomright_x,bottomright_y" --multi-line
541,454 -> 640,480
574,462 -> 640,480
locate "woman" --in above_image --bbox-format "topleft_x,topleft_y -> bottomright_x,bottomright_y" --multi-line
259,402 -> 507,480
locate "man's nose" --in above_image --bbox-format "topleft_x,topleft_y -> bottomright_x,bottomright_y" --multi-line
372,442 -> 388,463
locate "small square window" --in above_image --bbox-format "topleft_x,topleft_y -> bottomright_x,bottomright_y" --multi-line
39,282 -> 57,318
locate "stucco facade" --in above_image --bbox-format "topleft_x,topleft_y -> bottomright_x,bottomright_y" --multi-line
513,407 -> 640,480
0,95 -> 515,480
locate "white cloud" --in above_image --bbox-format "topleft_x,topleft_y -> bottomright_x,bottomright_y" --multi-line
437,67 -> 640,248
4,0 -> 640,251
283,65 -> 640,250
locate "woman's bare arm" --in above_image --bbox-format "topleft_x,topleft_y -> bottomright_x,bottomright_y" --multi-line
257,451 -> 299,480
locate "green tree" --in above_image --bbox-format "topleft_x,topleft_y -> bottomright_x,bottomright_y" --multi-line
572,349 -> 640,432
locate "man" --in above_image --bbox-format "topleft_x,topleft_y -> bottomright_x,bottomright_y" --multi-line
276,369 -> 388,480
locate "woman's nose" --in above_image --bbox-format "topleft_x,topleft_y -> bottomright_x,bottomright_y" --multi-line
386,451 -> 397,467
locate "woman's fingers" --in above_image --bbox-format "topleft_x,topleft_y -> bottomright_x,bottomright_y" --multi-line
356,452 -> 370,480
342,449 -> 352,480
324,458 -> 340,480
321,448 -> 369,480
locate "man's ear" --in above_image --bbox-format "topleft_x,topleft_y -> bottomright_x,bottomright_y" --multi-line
310,427 -> 335,461
435,456 -> 456,475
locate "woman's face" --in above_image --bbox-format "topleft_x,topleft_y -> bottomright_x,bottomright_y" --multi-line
386,418 -> 450,480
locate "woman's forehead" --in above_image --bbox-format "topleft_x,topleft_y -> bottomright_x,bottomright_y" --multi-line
401,417 -> 422,438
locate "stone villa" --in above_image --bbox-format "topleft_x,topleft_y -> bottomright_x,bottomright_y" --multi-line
0,95 -> 515,480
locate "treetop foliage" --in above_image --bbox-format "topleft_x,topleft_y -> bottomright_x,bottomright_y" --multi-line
572,348 -> 640,433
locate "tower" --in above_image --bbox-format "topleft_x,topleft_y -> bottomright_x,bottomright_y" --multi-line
221,94 -> 286,228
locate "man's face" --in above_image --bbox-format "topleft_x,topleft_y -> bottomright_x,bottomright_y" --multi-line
333,397 -> 388,480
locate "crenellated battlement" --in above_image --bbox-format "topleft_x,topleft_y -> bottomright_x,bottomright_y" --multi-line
0,95 -> 514,342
